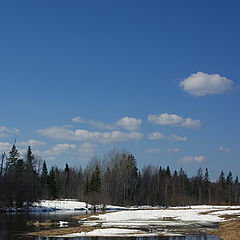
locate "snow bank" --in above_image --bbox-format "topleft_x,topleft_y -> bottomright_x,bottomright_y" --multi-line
60,205 -> 240,238
32,199 -> 88,211
31,199 -> 130,212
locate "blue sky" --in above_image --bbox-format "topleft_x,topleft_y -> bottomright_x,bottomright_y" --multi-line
0,0 -> 240,179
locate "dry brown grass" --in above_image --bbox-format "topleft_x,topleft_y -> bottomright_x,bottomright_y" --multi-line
72,212 -> 106,221
27,220 -> 58,228
211,219 -> 240,240
28,226 -> 98,237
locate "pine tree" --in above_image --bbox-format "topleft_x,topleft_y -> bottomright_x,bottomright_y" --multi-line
90,164 -> 101,193
197,168 -> 203,203
48,167 -> 57,199
226,171 -> 233,203
24,146 -> 37,204
40,161 -> 49,198
218,170 -> 225,203
6,142 -> 20,175
83,176 -> 90,195
203,168 -> 210,203
234,176 -> 239,204
25,146 -> 35,174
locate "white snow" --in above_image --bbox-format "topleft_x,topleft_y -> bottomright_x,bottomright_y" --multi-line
28,201 -> 240,237
31,199 -> 129,212
32,199 -> 88,211
59,205 -> 240,238
61,228 -> 148,237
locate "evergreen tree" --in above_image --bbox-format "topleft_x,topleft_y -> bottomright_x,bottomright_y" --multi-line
226,171 -> 233,203
90,164 -> 101,193
48,167 -> 57,199
203,168 -> 210,203
83,176 -> 90,195
218,170 -> 225,203
24,146 -> 37,204
234,176 -> 239,204
6,142 -> 20,175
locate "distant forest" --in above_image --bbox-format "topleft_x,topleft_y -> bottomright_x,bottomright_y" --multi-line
0,143 -> 239,208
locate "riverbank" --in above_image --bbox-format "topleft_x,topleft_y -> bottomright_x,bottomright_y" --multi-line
27,204 -> 240,238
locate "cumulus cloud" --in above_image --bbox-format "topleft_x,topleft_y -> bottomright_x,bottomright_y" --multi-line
77,142 -> 97,156
148,113 -> 201,128
166,148 -> 180,153
17,139 -> 46,147
179,72 -> 234,96
169,134 -> 187,141
72,116 -> 85,123
42,142 -> 97,161
0,142 -> 12,153
219,146 -> 230,152
0,126 -> 20,138
148,132 -> 165,140
145,148 -> 160,153
37,126 -> 143,143
115,116 -> 142,131
88,120 -> 115,130
180,155 -> 205,163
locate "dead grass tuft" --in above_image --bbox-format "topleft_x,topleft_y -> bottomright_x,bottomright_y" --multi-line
28,226 -> 98,237
210,219 -> 240,240
72,212 -> 105,221
27,220 -> 58,228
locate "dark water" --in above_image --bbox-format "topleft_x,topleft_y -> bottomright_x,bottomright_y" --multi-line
0,212 -> 219,240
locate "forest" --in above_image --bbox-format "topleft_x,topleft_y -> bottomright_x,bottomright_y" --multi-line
0,143 -> 239,208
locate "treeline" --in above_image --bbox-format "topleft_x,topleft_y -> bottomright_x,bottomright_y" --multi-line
0,144 -> 239,208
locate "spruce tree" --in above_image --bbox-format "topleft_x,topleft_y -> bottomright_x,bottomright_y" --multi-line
49,167 -> 57,199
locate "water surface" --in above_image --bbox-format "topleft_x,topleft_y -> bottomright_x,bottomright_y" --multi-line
0,212 -> 219,240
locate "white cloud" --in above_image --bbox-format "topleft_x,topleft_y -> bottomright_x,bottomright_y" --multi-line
0,142 -> 12,153
88,120 -> 115,130
219,146 -> 230,152
72,116 -> 85,123
148,132 -> 165,140
37,126 -> 143,143
115,116 -> 142,131
51,143 -> 77,155
145,148 -> 160,153
77,142 -> 97,156
179,72 -> 234,96
166,148 -> 180,153
180,155 -> 205,163
17,139 -> 46,147
148,113 -> 201,128
41,142 -> 97,162
0,126 -> 20,138
169,134 -> 187,141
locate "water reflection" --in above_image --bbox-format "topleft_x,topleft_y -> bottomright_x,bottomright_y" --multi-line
36,236 -> 219,240
0,212 -> 219,240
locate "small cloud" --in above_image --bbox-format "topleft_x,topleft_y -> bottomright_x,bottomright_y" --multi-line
41,142 -> 97,161
145,148 -> 160,153
77,142 -> 97,156
72,116 -> 85,123
148,113 -> 201,128
179,72 -> 234,96
18,139 -> 46,147
37,126 -> 143,143
169,134 -> 187,141
0,126 -> 20,138
148,132 -> 165,140
0,141 -> 12,153
166,148 -> 180,153
180,155 -> 205,163
116,116 -> 142,131
219,146 -> 230,152
88,120 -> 115,130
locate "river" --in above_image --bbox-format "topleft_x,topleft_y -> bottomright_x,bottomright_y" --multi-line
0,212 -> 220,240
